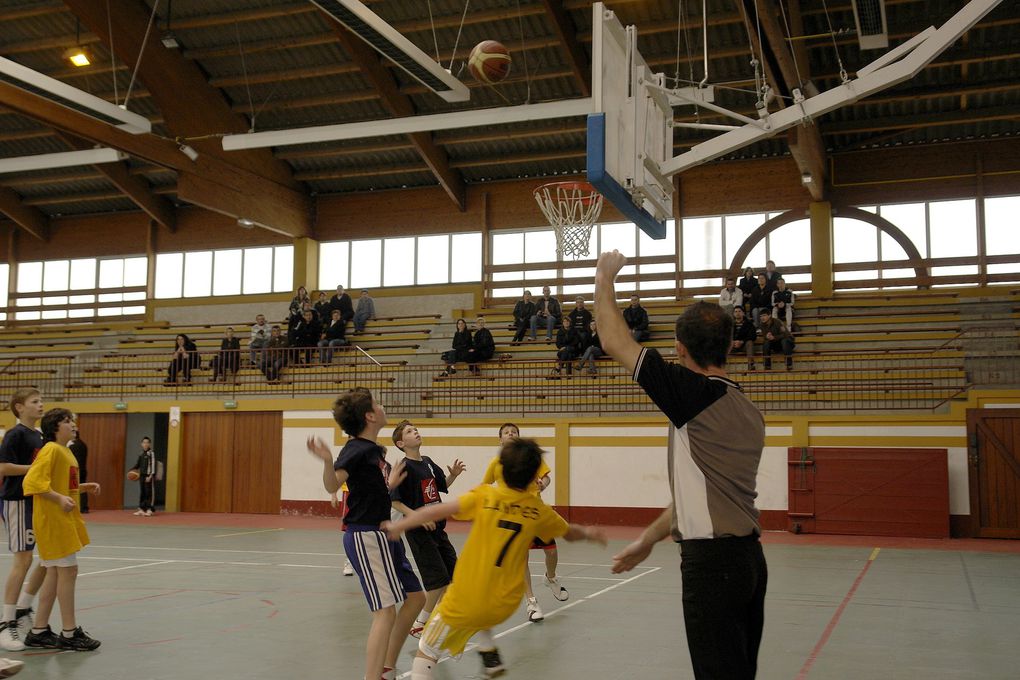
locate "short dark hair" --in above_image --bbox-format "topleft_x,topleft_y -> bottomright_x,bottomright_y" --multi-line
9,388 -> 40,418
391,419 -> 412,450
674,301 -> 733,369
498,422 -> 519,439
141,436 -> 151,443
40,408 -> 74,442
500,438 -> 543,490
332,387 -> 375,436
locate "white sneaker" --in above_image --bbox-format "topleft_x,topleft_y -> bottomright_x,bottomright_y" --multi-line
13,610 -> 32,641
0,657 -> 23,677
545,576 -> 569,601
144,510 -> 154,517
526,597 -> 544,622
133,509 -> 145,516
342,561 -> 354,576
0,623 -> 24,652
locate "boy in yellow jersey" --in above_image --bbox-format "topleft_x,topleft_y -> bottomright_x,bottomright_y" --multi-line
386,437 -> 607,679
22,409 -> 101,651
481,423 -> 566,622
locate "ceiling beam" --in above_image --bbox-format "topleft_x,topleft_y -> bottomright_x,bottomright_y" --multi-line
320,21 -> 466,210
539,0 -> 591,96
0,187 -> 49,240
56,133 -> 176,231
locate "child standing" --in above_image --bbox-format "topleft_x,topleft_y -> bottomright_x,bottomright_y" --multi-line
0,388 -> 48,652
390,420 -> 466,638
386,437 -> 607,679
22,409 -> 101,651
129,436 -> 158,516
306,387 -> 424,680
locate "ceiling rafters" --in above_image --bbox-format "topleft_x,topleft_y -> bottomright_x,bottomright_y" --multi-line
0,187 -> 49,240
540,0 -> 592,97
324,19 -> 466,210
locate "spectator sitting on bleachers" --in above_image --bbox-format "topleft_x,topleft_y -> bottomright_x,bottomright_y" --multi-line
329,285 -> 355,333
165,334 -> 200,386
249,313 -> 270,364
318,309 -> 349,364
623,294 -> 650,342
569,296 -> 593,331
511,290 -> 535,344
738,266 -> 757,297
260,325 -> 289,384
552,315 -> 584,377
208,327 -> 241,382
288,286 -> 310,319
719,277 -> 743,317
292,309 -> 322,364
748,273 -> 774,328
764,259 -> 782,287
771,278 -> 794,328
529,285 -> 561,341
466,316 -> 495,375
759,309 -> 795,371
441,318 -> 473,376
353,289 -> 376,334
576,319 -> 603,376
313,291 -> 331,322
731,307 -> 757,371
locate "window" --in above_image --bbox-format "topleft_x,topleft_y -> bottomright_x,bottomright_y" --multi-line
451,233 -> 482,283
929,199 -> 978,280
416,235 -> 448,285
384,237 -> 415,287
319,232 -> 481,290
14,256 -> 148,320
318,241 -> 350,291
985,196 -> 1020,278
351,240 -> 382,288
834,218 -> 878,283
682,217 -> 722,289
155,246 -> 294,299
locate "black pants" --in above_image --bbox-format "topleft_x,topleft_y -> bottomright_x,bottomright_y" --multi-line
79,471 -> 89,513
680,535 -> 767,679
138,477 -> 156,512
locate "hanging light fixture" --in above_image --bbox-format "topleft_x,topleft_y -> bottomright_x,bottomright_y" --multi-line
63,18 -> 92,67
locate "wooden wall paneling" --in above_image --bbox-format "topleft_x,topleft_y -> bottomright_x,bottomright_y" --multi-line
75,413 -> 127,511
230,412 -> 282,514
180,412 -> 234,513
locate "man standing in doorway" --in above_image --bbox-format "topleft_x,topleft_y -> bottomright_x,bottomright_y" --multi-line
595,250 -> 768,680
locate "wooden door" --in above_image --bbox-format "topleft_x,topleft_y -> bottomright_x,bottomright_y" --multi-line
967,409 -> 1020,538
76,414 -> 126,511
180,412 -> 281,514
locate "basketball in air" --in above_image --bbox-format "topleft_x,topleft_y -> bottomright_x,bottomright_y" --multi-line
468,40 -> 511,84
127,470 -> 140,481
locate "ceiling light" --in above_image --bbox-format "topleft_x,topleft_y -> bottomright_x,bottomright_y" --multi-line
160,32 -> 180,49
63,46 -> 91,68
237,218 -> 256,229
0,147 -> 126,174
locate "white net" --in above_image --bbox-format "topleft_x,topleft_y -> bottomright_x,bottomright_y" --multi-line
533,182 -> 604,260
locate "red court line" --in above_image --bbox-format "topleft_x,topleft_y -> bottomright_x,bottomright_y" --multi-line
795,548 -> 879,680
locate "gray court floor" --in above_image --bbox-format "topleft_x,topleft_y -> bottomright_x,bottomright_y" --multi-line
3,523 -> 1018,679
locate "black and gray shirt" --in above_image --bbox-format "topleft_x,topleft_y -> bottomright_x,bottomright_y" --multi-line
634,348 -> 765,541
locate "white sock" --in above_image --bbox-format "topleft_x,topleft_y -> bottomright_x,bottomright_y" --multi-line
411,656 -> 435,680
476,628 -> 496,650
16,590 -> 34,609
1,605 -> 15,623
415,609 -> 431,626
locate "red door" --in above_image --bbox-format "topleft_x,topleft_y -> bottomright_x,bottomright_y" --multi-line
967,409 -> 1020,538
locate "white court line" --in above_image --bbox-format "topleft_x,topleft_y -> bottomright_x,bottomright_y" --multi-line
79,560 -> 171,577
213,528 -> 285,538
396,566 -> 661,680
88,544 -> 343,557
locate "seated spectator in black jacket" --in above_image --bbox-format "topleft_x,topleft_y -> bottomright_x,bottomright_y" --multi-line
552,315 -> 584,376
165,334 -> 200,385
738,267 -> 757,298
313,291 -> 331,322
764,259 -> 782,287
260,326 -> 289,383
441,318 -> 473,376
759,309 -> 795,370
568,296 -> 593,331
288,286 -> 310,319
209,327 -> 241,381
329,285 -> 355,332
623,294 -> 650,341
466,316 -> 495,375
771,278 -> 795,327
748,273 -> 775,328
530,285 -> 561,341
318,309 -> 349,364
512,290 -> 536,343
292,309 -> 322,364
730,307 -> 757,370
576,319 -> 603,376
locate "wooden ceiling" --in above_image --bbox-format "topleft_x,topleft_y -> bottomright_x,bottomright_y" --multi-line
0,0 -> 1017,241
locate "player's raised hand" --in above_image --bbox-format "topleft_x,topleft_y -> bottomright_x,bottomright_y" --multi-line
596,250 -> 628,281
611,537 -> 655,573
387,458 -> 407,489
584,526 -> 608,546
447,459 -> 466,477
306,436 -> 333,462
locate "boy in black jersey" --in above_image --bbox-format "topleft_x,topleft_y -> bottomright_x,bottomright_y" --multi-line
307,388 -> 424,680
0,389 -> 47,652
390,420 -> 466,638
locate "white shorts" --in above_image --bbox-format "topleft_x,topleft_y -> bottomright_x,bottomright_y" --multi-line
40,553 -> 78,568
0,499 -> 35,553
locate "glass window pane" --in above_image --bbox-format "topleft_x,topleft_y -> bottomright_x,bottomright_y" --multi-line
318,241 -> 349,290
182,251 -> 213,298
41,309 -> 67,320
600,222 -> 637,257
69,259 -> 96,290
15,311 -> 40,321
123,257 -> 147,287
491,233 -> 523,265
16,297 -> 40,307
123,291 -> 145,301
68,308 -> 93,319
384,237 -> 416,287
416,235 -> 449,285
525,231 -> 557,263
154,253 -> 183,299
984,196 -> 1020,256
930,199 -> 977,260
768,219 -> 810,273
213,250 -> 243,296
17,262 -> 43,293
43,260 -> 69,292
273,245 -> 294,293
834,218 -> 878,281
242,247 -> 273,294
98,259 -> 123,289
0,264 -> 7,320
639,220 -> 676,256
725,214 -> 767,269
97,306 -> 122,317
351,240 -> 382,288
682,217 -> 722,288
878,203 -> 927,257
451,232 -> 481,283
525,268 -> 557,282
98,292 -> 123,303
69,294 -> 95,304
123,305 -> 146,315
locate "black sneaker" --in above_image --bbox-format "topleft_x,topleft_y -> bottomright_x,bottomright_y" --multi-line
24,625 -> 61,649
479,649 -> 506,678
58,626 -> 101,651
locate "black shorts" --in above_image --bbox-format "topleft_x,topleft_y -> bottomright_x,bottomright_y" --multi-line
405,527 -> 458,591
530,535 -> 557,550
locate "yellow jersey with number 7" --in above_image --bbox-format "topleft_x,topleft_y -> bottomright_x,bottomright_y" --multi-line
437,483 -> 568,628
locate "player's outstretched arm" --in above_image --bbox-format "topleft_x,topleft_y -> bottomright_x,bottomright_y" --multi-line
595,251 -> 642,374
611,504 -> 674,573
385,500 -> 459,540
563,524 -> 608,546
306,436 -> 344,494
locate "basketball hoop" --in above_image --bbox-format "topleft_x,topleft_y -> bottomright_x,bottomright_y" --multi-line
533,181 -> 604,260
